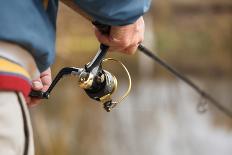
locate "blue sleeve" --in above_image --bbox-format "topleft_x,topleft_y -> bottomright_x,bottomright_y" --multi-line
74,0 -> 151,26
0,0 -> 58,72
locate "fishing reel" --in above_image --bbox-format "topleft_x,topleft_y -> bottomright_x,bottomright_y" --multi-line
30,44 -> 131,112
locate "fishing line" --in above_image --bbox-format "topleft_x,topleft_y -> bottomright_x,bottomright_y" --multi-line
138,44 -> 232,118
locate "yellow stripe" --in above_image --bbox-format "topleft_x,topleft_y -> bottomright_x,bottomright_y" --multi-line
0,58 -> 30,79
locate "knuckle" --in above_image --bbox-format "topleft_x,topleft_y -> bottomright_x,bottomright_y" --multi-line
119,39 -> 130,48
124,46 -> 137,55
125,49 -> 134,55
110,37 -> 130,47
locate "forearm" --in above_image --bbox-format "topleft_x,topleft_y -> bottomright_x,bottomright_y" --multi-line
62,0 -> 151,26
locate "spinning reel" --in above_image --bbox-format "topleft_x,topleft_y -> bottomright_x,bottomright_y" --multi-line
30,44 -> 131,112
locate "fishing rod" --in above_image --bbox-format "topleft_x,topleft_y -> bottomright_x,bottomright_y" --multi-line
30,1 -> 232,118
138,45 -> 232,118
92,21 -> 232,118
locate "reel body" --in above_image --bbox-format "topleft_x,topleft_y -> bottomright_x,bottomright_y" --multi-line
79,69 -> 117,112
30,44 -> 131,112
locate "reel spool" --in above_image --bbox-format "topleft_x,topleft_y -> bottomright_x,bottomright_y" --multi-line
79,58 -> 131,112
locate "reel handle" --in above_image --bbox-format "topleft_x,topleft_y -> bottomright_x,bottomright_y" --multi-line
29,67 -> 82,99
29,90 -> 48,99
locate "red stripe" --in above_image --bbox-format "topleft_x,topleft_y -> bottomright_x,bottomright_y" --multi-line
0,75 -> 31,98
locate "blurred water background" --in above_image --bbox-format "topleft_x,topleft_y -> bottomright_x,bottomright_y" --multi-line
31,0 -> 232,155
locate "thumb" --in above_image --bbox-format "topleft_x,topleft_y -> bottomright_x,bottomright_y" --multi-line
32,79 -> 43,91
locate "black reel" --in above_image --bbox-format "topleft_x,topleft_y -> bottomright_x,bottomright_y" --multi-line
81,70 -> 117,112
30,44 -> 131,112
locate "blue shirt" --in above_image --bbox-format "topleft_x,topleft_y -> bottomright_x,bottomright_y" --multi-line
0,0 -> 151,72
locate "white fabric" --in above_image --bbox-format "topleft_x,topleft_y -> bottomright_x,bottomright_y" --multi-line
0,92 -> 34,155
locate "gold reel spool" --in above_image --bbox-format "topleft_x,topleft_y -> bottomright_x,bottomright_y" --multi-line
102,58 -> 132,109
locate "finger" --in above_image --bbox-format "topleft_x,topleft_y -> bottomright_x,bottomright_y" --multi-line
29,68 -> 52,106
120,34 -> 140,54
95,28 -> 126,52
27,89 -> 42,106
95,26 -> 134,51
29,79 -> 43,106
94,28 -> 111,46
32,79 -> 43,91
123,43 -> 139,55
108,46 -> 125,52
40,68 -> 52,91
110,26 -> 132,47
40,76 -> 51,91
28,97 -> 41,107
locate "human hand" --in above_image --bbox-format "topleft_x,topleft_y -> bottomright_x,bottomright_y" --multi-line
94,16 -> 145,55
27,68 -> 52,106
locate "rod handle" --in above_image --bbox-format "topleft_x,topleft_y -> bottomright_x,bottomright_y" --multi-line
92,21 -> 111,35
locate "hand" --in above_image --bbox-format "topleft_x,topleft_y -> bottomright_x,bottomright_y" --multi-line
94,16 -> 145,55
27,68 -> 52,106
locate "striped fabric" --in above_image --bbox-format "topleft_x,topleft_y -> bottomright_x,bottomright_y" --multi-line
0,57 -> 31,97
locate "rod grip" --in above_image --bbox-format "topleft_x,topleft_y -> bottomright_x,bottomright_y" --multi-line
92,21 -> 111,35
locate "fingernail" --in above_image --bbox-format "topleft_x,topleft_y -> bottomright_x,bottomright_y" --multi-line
32,81 -> 42,88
